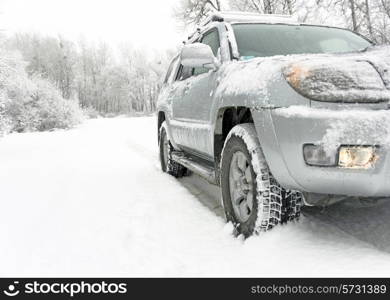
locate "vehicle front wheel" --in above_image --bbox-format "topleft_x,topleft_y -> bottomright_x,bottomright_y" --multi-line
220,124 -> 303,237
159,121 -> 186,178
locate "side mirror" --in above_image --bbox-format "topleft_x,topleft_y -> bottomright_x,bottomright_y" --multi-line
180,43 -> 220,70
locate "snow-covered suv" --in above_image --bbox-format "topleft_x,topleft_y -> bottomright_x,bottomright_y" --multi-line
157,12 -> 390,237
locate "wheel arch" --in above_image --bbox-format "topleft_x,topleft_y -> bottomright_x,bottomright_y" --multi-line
214,106 -> 302,190
213,107 -> 254,179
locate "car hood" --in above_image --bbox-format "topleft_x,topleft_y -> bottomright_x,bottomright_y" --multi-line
281,45 -> 390,89
216,45 -> 390,99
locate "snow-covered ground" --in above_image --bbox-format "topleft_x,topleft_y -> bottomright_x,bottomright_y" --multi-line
1,116 -> 390,277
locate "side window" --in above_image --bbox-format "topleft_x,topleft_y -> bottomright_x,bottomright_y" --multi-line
164,56 -> 179,84
202,29 -> 220,57
193,29 -> 220,76
175,64 -> 193,81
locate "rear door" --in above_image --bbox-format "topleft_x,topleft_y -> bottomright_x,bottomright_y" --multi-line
171,28 -> 221,159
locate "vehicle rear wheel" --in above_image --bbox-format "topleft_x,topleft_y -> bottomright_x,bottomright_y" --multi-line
159,122 -> 186,178
220,123 -> 303,237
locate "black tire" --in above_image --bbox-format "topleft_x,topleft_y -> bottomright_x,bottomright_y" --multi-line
220,124 -> 302,237
159,122 -> 186,178
282,191 -> 303,223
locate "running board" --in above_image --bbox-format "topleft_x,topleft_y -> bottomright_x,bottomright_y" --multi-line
171,151 -> 217,185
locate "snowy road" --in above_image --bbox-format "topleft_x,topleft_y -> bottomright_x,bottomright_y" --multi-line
1,116 -> 390,276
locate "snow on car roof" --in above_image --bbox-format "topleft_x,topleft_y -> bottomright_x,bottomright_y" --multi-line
201,11 -> 299,26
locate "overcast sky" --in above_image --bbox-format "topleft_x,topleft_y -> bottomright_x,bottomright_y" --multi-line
0,0 -> 183,50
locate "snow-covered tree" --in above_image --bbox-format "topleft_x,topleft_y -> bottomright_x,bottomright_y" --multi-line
6,34 -> 168,117
229,0 -> 295,14
0,47 -> 82,134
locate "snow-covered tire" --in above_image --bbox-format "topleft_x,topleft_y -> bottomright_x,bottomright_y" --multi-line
159,122 -> 186,178
220,123 -> 302,237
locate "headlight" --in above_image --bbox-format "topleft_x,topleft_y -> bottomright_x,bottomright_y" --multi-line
338,146 -> 377,169
284,60 -> 390,103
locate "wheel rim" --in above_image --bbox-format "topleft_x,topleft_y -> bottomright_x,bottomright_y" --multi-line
228,151 -> 254,223
162,131 -> 169,170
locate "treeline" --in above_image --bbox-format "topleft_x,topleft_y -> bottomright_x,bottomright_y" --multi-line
175,0 -> 390,44
5,34 -> 173,116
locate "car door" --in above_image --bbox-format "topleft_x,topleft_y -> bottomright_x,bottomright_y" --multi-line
171,28 -> 221,160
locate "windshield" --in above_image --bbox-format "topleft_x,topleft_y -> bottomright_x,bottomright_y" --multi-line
232,24 -> 371,59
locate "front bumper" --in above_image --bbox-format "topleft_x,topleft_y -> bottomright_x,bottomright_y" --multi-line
252,106 -> 390,198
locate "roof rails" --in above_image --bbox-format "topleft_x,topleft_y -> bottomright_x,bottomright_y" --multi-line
200,11 -> 295,27
186,11 -> 297,42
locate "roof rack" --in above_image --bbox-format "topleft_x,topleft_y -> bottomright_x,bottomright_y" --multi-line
201,11 -> 295,27
186,11 -> 297,42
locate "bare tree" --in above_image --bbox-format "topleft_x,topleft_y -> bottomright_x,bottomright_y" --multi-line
174,0 -> 222,27
348,0 -> 359,31
381,0 -> 390,18
363,0 -> 374,38
229,0 -> 297,14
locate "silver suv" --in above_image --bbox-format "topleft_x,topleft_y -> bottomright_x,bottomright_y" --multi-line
157,12 -> 390,237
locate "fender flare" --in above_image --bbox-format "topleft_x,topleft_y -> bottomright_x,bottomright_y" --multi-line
251,108 -> 305,191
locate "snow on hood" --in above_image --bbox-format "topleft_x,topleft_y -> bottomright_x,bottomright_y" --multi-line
284,59 -> 390,103
215,56 -> 289,99
365,45 -> 390,88
215,45 -> 390,101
